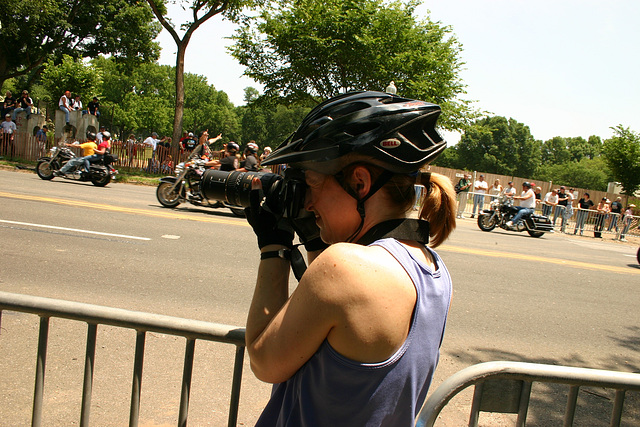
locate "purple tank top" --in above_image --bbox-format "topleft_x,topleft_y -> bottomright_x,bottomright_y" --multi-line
255,238 -> 452,427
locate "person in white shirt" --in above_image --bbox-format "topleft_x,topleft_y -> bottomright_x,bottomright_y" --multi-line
71,95 -> 83,111
506,181 -> 536,228
503,181 -> 516,197
542,189 -> 558,216
59,90 -> 71,125
471,174 -> 488,218
1,113 -> 17,134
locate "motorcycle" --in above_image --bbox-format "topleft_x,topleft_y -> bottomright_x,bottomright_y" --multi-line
36,145 -> 118,187
156,159 -> 246,217
477,195 -> 553,237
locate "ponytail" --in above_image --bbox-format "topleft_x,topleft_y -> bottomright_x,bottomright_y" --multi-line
417,172 -> 457,248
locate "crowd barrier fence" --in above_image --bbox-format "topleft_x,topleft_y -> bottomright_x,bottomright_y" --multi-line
0,291 -> 246,427
416,361 -> 640,427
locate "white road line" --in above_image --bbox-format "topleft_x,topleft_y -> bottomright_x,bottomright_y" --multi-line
0,219 -> 151,241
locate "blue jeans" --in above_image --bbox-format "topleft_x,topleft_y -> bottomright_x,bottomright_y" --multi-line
607,214 -> 619,231
12,106 -> 31,120
60,106 -> 70,123
60,157 -> 85,173
84,154 -> 103,171
511,207 -> 533,225
472,194 -> 485,215
574,210 -> 589,234
553,205 -> 565,225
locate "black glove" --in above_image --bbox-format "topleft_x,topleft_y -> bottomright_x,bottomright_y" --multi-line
290,211 -> 329,252
245,188 -> 294,249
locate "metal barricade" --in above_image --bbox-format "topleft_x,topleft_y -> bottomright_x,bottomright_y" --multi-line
416,361 -> 640,427
0,291 -> 246,427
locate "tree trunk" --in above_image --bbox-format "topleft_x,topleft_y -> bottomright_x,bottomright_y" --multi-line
172,43 -> 187,162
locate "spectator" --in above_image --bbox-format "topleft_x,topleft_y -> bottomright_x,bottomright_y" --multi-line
181,132 -> 198,152
96,126 -> 106,142
503,180 -> 516,197
554,186 -> 569,226
506,181 -> 536,228
59,90 -> 72,125
239,141 -> 260,172
12,90 -> 33,120
471,174 -> 488,218
456,173 -> 472,219
542,189 -> 558,217
260,146 -> 272,163
1,113 -> 16,134
36,125 -> 48,155
70,95 -> 83,111
594,198 -> 610,238
619,204 -> 636,242
489,179 -> 502,201
1,113 -> 16,157
534,186 -> 542,205
87,97 -> 100,117
608,196 -> 623,232
573,192 -> 594,235
2,91 -> 16,118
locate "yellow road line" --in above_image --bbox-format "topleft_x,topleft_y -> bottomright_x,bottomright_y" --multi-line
438,244 -> 640,275
3,191 -> 636,275
0,191 -> 249,227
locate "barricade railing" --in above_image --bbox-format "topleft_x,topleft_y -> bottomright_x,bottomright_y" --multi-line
416,361 -> 640,427
0,291 -> 246,427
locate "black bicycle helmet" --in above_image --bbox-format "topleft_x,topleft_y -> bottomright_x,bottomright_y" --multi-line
261,91 -> 446,174
86,131 -> 96,141
227,142 -> 239,152
522,181 -> 532,188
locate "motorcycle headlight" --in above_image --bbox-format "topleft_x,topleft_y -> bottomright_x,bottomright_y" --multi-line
174,162 -> 185,174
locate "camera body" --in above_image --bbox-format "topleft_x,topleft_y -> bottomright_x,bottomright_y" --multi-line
201,168 -> 307,218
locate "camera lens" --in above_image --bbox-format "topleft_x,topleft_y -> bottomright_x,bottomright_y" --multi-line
201,170 -> 257,207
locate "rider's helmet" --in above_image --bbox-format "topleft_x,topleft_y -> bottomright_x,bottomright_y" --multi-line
227,142 -> 240,153
522,181 -> 532,189
86,131 -> 96,141
246,142 -> 259,153
102,131 -> 111,140
261,90 -> 445,174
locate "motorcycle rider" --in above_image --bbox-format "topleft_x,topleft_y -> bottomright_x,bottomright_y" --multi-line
238,141 -> 260,172
83,131 -> 111,172
54,132 -> 98,176
188,130 -> 223,167
506,181 -> 536,229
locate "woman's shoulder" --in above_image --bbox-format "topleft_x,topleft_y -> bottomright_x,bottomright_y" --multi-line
303,243 -> 404,299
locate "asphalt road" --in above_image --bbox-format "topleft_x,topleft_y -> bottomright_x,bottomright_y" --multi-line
1,168 -> 639,426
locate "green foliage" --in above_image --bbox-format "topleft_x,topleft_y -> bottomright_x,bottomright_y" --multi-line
0,0 -> 160,89
602,125 -> 640,196
452,116 -> 541,177
39,56 -> 102,104
229,0 -> 478,129
536,157 -> 611,191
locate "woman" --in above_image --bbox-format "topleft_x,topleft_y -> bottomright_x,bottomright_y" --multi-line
489,179 -> 502,201
594,198 -> 610,238
574,192 -> 594,235
244,91 -> 455,426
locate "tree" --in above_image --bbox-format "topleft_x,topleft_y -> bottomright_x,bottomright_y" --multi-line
453,116 -> 541,177
146,0 -> 255,158
39,55 -> 102,104
602,125 -> 640,196
536,157 -> 611,191
0,0 -> 160,90
229,0 -> 477,129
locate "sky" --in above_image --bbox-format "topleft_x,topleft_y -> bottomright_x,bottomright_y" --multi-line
156,0 -> 640,144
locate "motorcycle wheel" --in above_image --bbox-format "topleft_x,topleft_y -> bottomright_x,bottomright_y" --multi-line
157,182 -> 182,208
91,170 -> 111,187
477,213 -> 497,231
230,207 -> 246,218
527,230 -> 544,238
36,159 -> 54,180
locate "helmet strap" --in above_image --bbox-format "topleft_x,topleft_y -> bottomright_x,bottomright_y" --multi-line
342,169 -> 394,243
